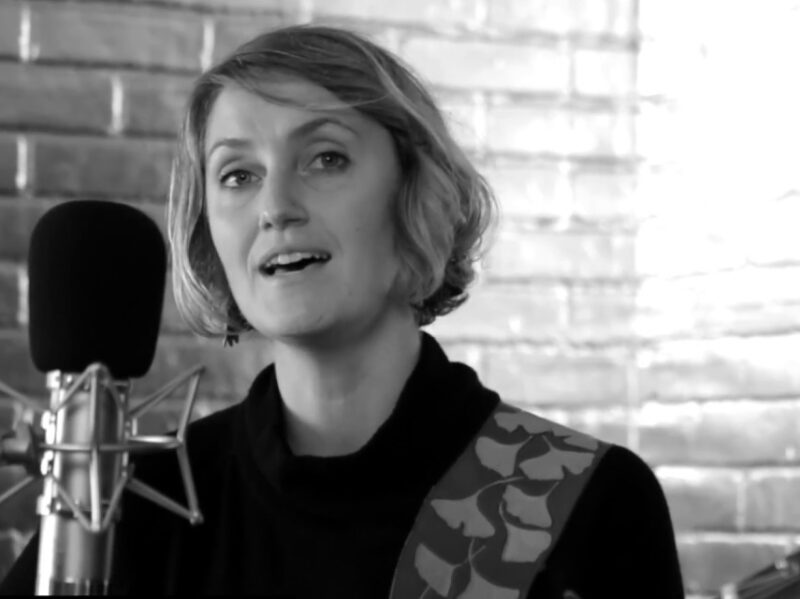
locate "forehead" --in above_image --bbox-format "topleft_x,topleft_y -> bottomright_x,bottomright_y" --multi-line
204,78 -> 367,149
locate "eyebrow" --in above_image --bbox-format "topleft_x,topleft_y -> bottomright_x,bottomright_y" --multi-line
206,116 -> 358,160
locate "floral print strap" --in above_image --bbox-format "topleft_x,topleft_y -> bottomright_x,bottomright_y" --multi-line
390,402 -> 610,599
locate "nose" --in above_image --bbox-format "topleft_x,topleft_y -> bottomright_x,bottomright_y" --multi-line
257,167 -> 308,231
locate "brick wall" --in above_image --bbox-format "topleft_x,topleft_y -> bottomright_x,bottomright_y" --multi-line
1,0 -> 798,596
631,1 -> 800,596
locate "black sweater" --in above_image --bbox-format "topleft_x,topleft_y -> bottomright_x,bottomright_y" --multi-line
0,333 -> 684,597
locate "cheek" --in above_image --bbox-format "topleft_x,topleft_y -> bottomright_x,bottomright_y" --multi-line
358,215 -> 401,285
365,196 -> 399,262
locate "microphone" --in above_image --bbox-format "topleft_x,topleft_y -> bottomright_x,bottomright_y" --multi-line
0,200 -> 203,595
29,199 -> 167,595
28,200 -> 167,381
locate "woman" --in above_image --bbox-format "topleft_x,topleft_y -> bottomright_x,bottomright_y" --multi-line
1,25 -> 684,597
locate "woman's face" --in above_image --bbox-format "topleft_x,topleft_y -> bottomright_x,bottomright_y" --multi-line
203,78 -> 405,344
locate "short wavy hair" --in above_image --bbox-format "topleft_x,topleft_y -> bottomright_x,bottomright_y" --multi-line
168,24 -> 496,337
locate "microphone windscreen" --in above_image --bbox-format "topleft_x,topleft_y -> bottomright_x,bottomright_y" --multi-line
28,200 -> 167,379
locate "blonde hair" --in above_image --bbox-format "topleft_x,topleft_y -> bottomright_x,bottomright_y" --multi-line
168,24 -> 496,336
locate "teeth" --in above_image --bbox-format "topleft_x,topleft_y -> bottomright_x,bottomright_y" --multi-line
264,251 -> 329,268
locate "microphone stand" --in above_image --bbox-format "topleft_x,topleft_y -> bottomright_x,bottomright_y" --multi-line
0,364 -> 204,595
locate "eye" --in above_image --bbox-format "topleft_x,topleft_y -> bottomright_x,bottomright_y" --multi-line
220,169 -> 256,188
307,151 -> 349,172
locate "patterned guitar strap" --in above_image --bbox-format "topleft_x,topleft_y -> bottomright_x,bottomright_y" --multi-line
390,402 -> 610,599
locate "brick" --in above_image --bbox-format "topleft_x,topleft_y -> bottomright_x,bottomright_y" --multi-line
311,0 -> 480,28
635,102 -> 680,163
30,2 -> 204,71
0,264 -> 19,327
568,283 -> 636,342
745,192 -> 800,266
0,468 -> 40,533
159,276 -> 192,335
437,92 -> 482,152
483,347 -> 629,405
641,202 -> 800,272
486,104 -> 569,155
678,536 -> 793,595
0,402 -> 19,435
638,195 -> 800,275
636,217 -> 746,278
0,136 -> 17,192
0,332 -> 42,397
570,0 -> 638,37
635,164 -> 685,220
0,201 -> 51,261
122,73 -> 193,136
637,271 -> 800,339
488,0 -> 636,37
487,228 -> 636,280
637,0 -> 701,42
134,402 -> 190,436
744,470 -> 800,531
303,18 -> 401,55
143,335 -> 273,401
694,304 -> 800,339
402,38 -> 568,93
487,0 -> 577,34
165,0 -> 285,9
573,48 -> 636,98
16,266 -> 26,328
533,404 -> 631,446
426,282 -> 567,341
0,64 -> 112,133
0,1 -> 20,58
569,108 -> 634,156
638,399 -> 800,466
571,165 -> 637,219
436,341 -> 484,373
639,335 -> 800,401
482,162 -> 565,218
33,136 -> 174,200
212,13 -> 286,65
135,202 -> 168,237
656,467 -> 741,531
637,38 -> 703,98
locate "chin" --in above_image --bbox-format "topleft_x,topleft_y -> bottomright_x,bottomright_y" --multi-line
253,312 -> 338,343
257,310 -> 392,348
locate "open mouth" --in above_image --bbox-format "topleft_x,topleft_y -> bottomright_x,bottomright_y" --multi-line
259,252 -> 331,276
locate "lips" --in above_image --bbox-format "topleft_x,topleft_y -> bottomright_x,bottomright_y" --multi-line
258,250 -> 331,276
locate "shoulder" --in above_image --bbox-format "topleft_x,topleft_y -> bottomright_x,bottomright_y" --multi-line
491,404 -> 658,495
587,444 -> 667,506
534,444 -> 685,598
594,443 -> 658,478
568,444 -> 680,563
487,405 -> 677,557
558,442 -> 673,531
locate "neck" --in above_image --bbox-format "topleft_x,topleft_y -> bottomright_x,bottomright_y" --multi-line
272,310 -> 422,457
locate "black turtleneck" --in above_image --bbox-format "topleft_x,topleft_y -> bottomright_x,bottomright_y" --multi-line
0,333 -> 684,597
